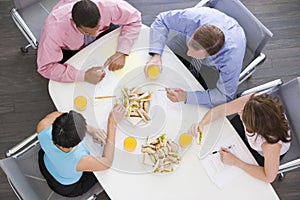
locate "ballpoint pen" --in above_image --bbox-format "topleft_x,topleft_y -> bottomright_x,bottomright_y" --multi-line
211,145 -> 235,154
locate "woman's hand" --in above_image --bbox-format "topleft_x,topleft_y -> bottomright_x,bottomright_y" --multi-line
110,103 -> 126,124
86,125 -> 107,144
220,147 -> 239,166
189,122 -> 204,137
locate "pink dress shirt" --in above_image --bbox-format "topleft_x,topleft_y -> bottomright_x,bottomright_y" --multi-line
37,0 -> 142,82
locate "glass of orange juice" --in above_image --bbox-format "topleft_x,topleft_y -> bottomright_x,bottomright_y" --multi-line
74,96 -> 87,111
147,65 -> 161,80
124,137 -> 137,152
179,133 -> 193,148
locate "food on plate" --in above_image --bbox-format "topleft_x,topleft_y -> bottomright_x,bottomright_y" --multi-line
141,134 -> 180,173
147,65 -> 161,80
179,133 -> 193,148
74,96 -> 87,111
124,137 -> 137,152
122,87 -> 152,125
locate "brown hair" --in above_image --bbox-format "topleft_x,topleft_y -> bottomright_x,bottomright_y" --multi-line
189,25 -> 225,56
242,94 -> 292,144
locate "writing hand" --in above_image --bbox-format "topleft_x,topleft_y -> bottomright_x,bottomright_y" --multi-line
220,147 -> 239,166
84,66 -> 106,84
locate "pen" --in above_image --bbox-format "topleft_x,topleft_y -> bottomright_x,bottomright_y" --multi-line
157,88 -> 184,92
211,145 -> 235,154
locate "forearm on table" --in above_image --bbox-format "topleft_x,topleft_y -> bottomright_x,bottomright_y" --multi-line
234,159 -> 276,183
37,62 -> 85,82
102,118 -> 117,167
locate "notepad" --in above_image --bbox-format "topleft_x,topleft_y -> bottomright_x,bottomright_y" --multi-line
199,135 -> 254,189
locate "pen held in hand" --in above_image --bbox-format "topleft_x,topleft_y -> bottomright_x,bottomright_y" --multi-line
157,88 -> 184,92
211,145 -> 235,154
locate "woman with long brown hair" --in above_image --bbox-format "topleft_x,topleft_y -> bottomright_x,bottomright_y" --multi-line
190,93 -> 292,182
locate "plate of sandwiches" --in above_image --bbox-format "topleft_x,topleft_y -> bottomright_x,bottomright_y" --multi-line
116,86 -> 166,139
140,134 -> 181,173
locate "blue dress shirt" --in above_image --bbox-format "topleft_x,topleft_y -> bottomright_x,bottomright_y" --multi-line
149,7 -> 246,108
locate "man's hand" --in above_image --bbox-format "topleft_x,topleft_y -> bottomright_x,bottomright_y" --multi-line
84,66 -> 106,84
166,88 -> 187,102
104,52 -> 126,71
144,54 -> 162,78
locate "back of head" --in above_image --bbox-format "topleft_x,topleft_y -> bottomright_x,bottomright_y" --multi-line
52,111 -> 87,148
190,25 -> 225,56
72,0 -> 100,28
242,94 -> 291,143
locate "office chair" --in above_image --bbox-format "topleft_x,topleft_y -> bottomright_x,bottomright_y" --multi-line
241,77 -> 300,180
196,0 -> 273,85
10,0 -> 60,52
0,133 -> 103,200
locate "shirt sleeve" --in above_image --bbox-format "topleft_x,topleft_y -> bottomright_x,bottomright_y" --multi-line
149,10 -> 194,55
110,0 -> 142,55
37,32 -> 85,82
186,56 -> 241,108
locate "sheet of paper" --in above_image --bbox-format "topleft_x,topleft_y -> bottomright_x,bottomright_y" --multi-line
199,135 -> 254,189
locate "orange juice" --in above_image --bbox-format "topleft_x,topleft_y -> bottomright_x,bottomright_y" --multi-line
124,137 -> 137,152
74,96 -> 87,111
179,133 -> 193,148
147,65 -> 160,80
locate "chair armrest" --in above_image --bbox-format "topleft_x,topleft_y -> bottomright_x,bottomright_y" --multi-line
278,159 -> 300,174
195,0 -> 211,7
240,79 -> 282,96
6,133 -> 38,157
239,53 -> 266,85
11,8 -> 38,48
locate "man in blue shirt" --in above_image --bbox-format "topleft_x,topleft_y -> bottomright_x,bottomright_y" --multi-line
146,6 -> 246,108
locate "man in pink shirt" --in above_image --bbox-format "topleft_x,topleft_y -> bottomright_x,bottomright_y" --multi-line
37,0 -> 141,84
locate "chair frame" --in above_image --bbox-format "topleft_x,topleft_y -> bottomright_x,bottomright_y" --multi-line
1,133 -> 102,199
241,77 -> 300,180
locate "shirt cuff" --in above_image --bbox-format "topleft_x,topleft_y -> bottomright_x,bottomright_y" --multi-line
186,91 -> 214,108
76,70 -> 85,82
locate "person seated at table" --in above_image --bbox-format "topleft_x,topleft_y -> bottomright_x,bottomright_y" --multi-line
37,104 -> 125,197
37,0 -> 142,84
190,93 -> 292,182
145,6 -> 246,108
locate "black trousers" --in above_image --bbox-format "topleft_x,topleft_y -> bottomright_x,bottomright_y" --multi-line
59,24 -> 120,64
38,149 -> 98,197
229,115 -> 286,166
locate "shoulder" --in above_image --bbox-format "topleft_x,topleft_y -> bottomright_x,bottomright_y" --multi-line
261,141 -> 282,153
37,112 -> 63,133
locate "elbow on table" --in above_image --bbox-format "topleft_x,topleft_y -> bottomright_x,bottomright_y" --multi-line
262,174 -> 277,183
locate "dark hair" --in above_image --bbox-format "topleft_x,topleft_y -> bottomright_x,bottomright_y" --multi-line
242,94 -> 292,144
189,25 -> 225,56
72,0 -> 100,28
52,111 -> 87,148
